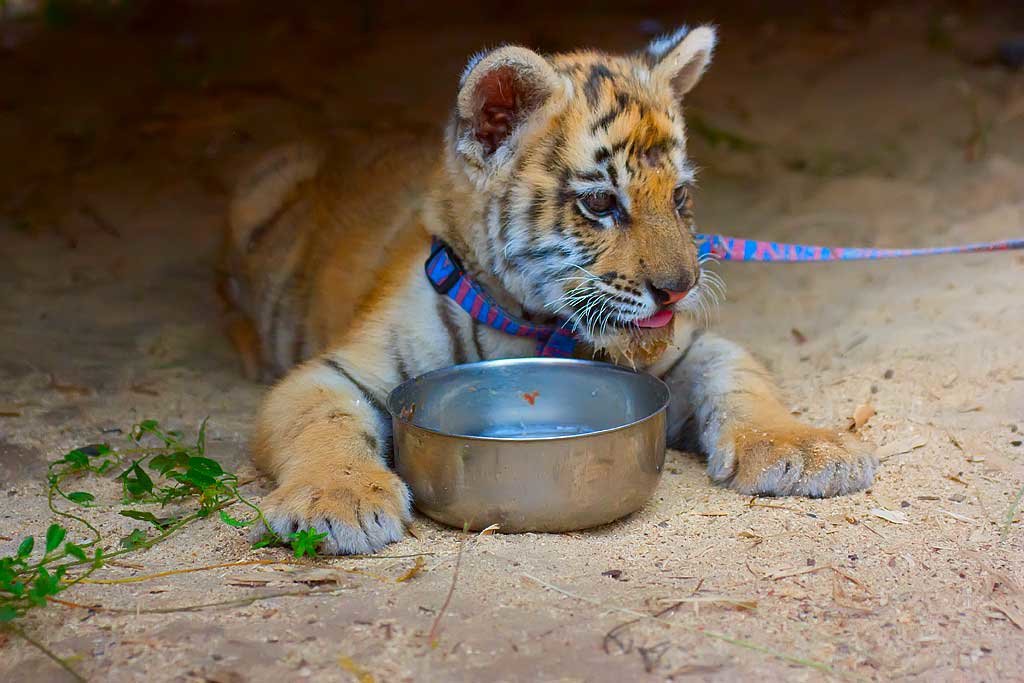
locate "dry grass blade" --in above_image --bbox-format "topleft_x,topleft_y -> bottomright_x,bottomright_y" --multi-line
51,586 -> 348,614
428,532 -> 467,646
986,602 -> 1024,630
78,555 -> 433,585
868,508 -> 909,525
761,564 -> 872,596
654,595 -> 758,611
767,565 -> 830,580
937,508 -> 977,524
875,437 -> 927,461
395,556 -> 427,583
1002,483 -> 1024,541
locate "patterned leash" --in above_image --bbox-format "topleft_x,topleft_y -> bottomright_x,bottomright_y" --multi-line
696,234 -> 1024,262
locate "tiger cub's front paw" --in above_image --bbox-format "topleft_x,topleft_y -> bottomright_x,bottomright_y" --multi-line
252,463 -> 412,555
709,421 -> 877,498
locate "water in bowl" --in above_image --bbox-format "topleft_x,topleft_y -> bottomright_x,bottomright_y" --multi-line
470,421 -> 598,439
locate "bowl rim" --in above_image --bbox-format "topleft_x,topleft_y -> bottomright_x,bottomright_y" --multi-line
386,357 -> 671,443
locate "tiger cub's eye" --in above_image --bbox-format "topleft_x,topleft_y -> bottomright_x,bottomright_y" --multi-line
674,185 -> 693,214
579,192 -> 617,218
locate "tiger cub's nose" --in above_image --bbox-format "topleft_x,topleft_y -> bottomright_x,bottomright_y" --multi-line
648,275 -> 695,306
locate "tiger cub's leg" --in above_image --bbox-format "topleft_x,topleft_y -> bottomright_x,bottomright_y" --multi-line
660,327 -> 877,497
250,356 -> 411,554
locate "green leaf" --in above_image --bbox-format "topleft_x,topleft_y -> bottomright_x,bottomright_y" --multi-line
76,444 -> 112,458
218,510 -> 253,528
28,566 -> 62,606
179,469 -> 216,490
45,524 -> 67,553
187,456 -> 223,477
64,542 -> 88,561
131,419 -> 163,444
121,461 -> 154,498
149,451 -> 189,475
62,450 -> 89,469
120,510 -> 176,529
17,536 -> 34,558
289,529 -> 328,558
250,532 -> 278,550
119,529 -> 148,550
66,491 -> 95,505
197,417 -> 210,455
0,606 -> 18,622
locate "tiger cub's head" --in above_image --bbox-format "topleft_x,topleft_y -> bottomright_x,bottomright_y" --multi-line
445,25 -> 720,365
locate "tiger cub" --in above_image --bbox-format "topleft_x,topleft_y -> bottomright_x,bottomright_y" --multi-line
223,26 -> 877,554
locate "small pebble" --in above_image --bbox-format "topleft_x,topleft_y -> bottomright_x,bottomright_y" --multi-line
807,558 -> 816,566
1012,440 -> 1022,447
900,500 -> 911,508
883,369 -> 894,379
949,493 -> 966,502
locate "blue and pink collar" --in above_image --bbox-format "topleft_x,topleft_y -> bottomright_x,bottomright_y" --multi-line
425,239 -> 579,358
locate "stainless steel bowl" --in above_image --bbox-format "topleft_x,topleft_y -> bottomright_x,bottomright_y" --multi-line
387,358 -> 670,532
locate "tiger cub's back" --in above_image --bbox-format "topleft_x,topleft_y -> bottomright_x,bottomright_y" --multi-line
222,129 -> 440,379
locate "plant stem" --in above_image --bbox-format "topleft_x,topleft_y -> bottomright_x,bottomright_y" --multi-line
4,623 -> 86,683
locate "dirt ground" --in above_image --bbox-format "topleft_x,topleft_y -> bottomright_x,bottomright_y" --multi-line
2,2 -> 1023,681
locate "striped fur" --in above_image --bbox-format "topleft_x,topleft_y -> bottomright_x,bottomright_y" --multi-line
226,26 -> 877,555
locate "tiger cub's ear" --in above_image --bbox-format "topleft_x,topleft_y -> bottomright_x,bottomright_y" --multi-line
646,25 -> 717,98
456,46 -> 563,165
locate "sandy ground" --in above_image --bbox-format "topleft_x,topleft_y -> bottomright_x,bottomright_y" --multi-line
2,2 -> 1023,681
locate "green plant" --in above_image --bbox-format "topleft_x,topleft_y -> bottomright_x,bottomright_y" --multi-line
1,418 -> 291,678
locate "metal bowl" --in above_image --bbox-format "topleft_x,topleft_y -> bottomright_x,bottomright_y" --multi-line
387,358 -> 670,532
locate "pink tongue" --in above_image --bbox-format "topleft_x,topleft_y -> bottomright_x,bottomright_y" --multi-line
636,309 -> 674,328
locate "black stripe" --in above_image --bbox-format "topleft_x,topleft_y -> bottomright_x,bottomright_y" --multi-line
289,261 -> 309,364
591,109 -> 620,133
391,332 -> 411,382
322,357 -> 387,417
470,323 -> 484,361
584,64 -> 614,106
590,94 -> 634,134
607,163 -> 619,188
360,431 -> 379,456
543,129 -> 566,173
659,328 -> 706,380
267,267 -> 297,370
436,297 -> 468,365
528,190 -> 547,227
610,139 -> 630,156
246,194 -> 299,254
522,244 -> 573,260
